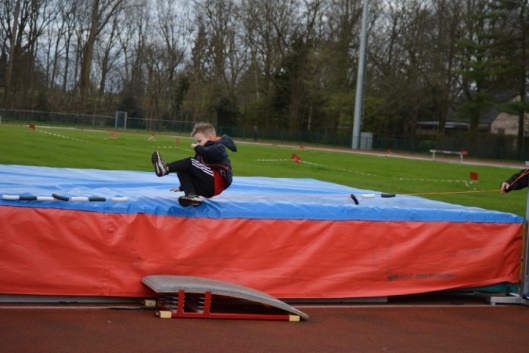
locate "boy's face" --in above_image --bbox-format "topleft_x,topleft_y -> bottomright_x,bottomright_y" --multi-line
193,132 -> 213,146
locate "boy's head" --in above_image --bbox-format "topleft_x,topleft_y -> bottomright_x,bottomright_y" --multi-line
191,122 -> 216,146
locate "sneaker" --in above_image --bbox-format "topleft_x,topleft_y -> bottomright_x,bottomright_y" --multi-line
178,194 -> 203,207
151,151 -> 168,177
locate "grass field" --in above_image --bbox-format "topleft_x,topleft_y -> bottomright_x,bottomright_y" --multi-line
0,123 -> 526,216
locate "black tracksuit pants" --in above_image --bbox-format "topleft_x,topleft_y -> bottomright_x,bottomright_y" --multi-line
167,157 -> 215,197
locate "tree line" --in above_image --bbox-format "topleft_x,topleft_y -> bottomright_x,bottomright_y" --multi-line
1,0 -> 528,155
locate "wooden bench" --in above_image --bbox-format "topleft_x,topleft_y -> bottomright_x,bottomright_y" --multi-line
430,149 -> 468,162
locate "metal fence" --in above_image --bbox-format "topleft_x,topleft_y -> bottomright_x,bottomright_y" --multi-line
1,108 -> 526,162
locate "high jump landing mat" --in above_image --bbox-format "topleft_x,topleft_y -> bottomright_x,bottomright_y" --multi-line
0,164 -> 525,299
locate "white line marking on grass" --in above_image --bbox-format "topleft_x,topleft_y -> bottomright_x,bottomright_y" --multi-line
38,130 -> 90,143
254,158 -> 474,184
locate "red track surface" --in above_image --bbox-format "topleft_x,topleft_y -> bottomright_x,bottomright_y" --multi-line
2,297 -> 529,353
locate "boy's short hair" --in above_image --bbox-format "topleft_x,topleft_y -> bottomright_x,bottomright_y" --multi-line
191,122 -> 216,137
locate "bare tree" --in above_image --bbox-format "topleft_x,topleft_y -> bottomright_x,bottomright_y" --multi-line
116,0 -> 147,91
241,0 -> 312,129
2,0 -> 22,107
191,0 -> 247,125
155,0 -> 192,117
57,0 -> 81,99
136,0 -> 193,126
457,0 -> 502,144
311,0 -> 364,135
241,0 -> 298,96
423,0 -> 465,141
78,0 -> 126,111
361,0 -> 412,136
1,0 -> 58,108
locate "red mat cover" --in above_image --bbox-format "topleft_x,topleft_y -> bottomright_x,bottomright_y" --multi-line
0,165 -> 524,299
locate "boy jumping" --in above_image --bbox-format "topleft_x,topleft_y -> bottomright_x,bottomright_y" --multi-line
151,122 -> 237,206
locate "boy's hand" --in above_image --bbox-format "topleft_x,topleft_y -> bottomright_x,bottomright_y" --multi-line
500,182 -> 509,193
191,143 -> 198,149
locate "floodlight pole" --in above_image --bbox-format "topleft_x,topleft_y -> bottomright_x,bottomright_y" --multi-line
352,0 -> 369,149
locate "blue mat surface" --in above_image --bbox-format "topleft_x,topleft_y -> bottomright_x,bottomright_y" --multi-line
0,164 -> 523,223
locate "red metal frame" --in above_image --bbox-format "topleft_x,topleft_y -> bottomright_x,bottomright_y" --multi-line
154,289 -> 300,321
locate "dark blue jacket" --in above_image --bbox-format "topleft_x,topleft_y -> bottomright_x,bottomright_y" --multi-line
194,135 -> 237,188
